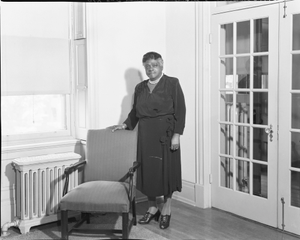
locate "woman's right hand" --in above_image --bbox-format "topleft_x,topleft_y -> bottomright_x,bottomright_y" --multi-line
108,123 -> 127,132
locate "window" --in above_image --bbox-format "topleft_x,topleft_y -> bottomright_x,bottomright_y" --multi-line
2,95 -> 67,136
1,2 -> 72,143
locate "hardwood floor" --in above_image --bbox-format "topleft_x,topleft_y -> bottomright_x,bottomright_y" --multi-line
136,199 -> 300,240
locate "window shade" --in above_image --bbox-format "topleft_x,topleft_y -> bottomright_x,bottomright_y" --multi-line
2,36 -> 70,95
1,2 -> 71,96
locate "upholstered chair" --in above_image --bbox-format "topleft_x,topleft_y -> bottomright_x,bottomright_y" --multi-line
59,128 -> 139,239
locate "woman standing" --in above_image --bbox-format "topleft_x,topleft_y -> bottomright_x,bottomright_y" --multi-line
110,52 -> 186,229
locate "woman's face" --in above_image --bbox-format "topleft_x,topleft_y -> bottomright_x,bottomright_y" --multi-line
143,58 -> 163,81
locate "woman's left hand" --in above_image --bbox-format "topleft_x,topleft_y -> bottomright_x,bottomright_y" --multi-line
171,133 -> 180,151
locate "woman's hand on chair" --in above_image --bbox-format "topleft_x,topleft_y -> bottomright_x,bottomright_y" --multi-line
108,123 -> 127,132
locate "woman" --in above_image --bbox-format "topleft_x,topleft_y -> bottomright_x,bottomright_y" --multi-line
110,52 -> 186,229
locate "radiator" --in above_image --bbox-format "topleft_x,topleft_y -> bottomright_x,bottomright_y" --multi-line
12,152 -> 81,234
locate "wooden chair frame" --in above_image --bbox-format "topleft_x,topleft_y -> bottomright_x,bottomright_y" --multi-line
60,160 -> 140,239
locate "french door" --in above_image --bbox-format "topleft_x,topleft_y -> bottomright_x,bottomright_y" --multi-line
278,0 -> 300,235
211,1 -> 300,236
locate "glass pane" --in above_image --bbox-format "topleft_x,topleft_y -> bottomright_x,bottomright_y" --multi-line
254,18 -> 269,52
291,171 -> 300,207
237,56 -> 250,88
292,93 -> 300,129
293,14 -> 300,51
291,132 -> 300,169
292,54 -> 300,90
236,160 -> 250,193
220,58 -> 234,88
253,163 -> 268,198
220,157 -> 233,189
237,21 -> 250,54
236,92 -> 250,123
1,95 -> 66,135
253,92 -> 268,125
220,23 -> 233,55
253,127 -> 268,162
220,124 -> 233,155
254,55 -> 269,89
220,92 -> 233,122
236,126 -> 250,158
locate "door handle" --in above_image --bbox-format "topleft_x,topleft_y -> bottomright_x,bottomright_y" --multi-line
265,124 -> 273,142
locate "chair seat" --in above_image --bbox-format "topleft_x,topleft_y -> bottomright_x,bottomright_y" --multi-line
60,181 -> 133,213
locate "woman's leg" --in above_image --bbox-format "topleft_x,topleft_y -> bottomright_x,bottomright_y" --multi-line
147,196 -> 158,214
161,193 -> 172,215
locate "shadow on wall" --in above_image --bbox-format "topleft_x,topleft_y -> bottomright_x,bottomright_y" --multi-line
118,68 -> 143,127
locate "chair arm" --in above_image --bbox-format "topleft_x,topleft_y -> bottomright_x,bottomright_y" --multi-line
63,160 -> 86,196
128,161 -> 140,202
64,160 -> 86,176
129,161 -> 140,175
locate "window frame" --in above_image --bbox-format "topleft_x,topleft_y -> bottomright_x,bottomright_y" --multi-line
1,94 -> 73,144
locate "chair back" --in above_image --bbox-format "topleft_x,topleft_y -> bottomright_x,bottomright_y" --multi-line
84,129 -> 138,183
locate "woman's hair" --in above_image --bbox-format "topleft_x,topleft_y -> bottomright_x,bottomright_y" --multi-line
142,52 -> 163,63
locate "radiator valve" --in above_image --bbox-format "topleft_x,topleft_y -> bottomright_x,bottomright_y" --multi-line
1,218 -> 20,237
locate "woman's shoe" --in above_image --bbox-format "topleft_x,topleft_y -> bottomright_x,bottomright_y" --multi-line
159,214 -> 171,229
138,209 -> 161,224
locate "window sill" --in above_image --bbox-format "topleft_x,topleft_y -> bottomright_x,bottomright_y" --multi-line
2,136 -> 80,154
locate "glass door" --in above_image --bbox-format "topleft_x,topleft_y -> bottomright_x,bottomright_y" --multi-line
278,0 -> 300,235
211,3 -> 279,227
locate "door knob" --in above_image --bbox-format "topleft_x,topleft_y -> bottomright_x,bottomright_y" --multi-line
265,124 -> 273,142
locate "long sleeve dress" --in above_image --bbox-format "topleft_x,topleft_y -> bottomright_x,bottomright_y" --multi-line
124,74 -> 186,197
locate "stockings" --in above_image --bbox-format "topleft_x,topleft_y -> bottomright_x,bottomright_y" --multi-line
147,193 -> 172,215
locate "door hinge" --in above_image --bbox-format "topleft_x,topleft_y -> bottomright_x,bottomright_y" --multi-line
209,33 -> 212,44
209,174 -> 213,184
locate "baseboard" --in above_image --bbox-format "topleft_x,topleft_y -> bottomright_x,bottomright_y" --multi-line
136,180 -> 197,206
173,180 -> 196,206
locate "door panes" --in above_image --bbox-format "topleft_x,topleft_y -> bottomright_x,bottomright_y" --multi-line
253,127 -> 268,162
254,18 -> 269,52
220,91 -> 234,122
236,160 -> 250,193
254,55 -> 269,89
291,94 -> 300,129
292,54 -> 300,90
236,92 -> 250,123
291,132 -> 300,169
237,21 -> 250,53
253,92 -> 268,125
220,157 -> 233,189
253,163 -> 268,198
219,17 -> 270,198
237,56 -> 250,88
291,171 -> 300,207
292,14 -> 300,51
221,23 -> 233,55
220,124 -> 234,155
220,58 -> 234,88
236,126 -> 250,158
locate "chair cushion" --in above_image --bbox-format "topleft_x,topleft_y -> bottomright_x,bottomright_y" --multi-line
59,181 -> 133,213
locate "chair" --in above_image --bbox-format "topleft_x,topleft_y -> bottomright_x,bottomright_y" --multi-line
59,129 -> 140,239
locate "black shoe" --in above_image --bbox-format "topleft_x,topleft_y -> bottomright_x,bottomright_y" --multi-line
138,209 -> 161,224
159,214 -> 171,229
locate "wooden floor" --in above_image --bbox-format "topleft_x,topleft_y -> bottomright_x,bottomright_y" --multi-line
136,199 -> 300,240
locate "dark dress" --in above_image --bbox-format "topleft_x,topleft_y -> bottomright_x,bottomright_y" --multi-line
124,74 -> 186,197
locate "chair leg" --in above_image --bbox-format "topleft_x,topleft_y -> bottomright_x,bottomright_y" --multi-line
81,212 -> 91,224
132,198 -> 137,225
61,210 -> 69,240
122,212 -> 129,239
